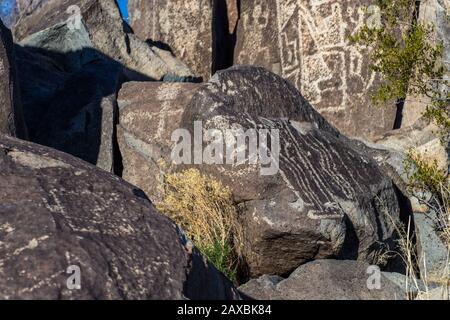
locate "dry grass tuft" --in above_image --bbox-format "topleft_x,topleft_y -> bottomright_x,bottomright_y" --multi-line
157,168 -> 242,282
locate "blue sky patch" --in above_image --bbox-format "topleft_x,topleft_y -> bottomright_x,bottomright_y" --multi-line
0,0 -> 129,26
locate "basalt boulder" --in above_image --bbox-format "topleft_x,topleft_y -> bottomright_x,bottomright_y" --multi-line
0,134 -> 240,300
0,20 -> 27,139
117,81 -> 201,201
238,260 -> 407,300
11,0 -> 194,172
117,66 -> 402,277
128,0 -> 239,81
14,0 -> 193,81
14,44 -> 120,172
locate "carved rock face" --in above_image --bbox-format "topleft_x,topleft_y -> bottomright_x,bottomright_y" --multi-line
0,134 -> 240,300
129,0 -> 214,81
117,66 -> 401,277
13,0 -> 193,81
128,0 -> 238,81
11,0 -> 195,172
0,20 -> 27,139
235,0 -> 397,140
117,81 -> 201,202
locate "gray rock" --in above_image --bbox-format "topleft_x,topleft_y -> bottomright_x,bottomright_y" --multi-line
234,0 -> 397,140
414,211 -> 449,279
239,260 -> 407,300
0,134 -> 241,300
0,20 -> 27,139
117,81 -> 201,201
238,275 -> 283,300
14,0 -> 193,81
353,121 -> 449,282
128,0 -> 239,81
381,272 -> 428,298
19,21 -> 95,72
14,44 -> 120,173
117,66 -> 402,277
416,286 -> 450,300
16,0 -> 48,17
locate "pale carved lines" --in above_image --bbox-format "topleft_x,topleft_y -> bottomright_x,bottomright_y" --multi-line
275,0 -> 378,113
277,120 -> 359,219
261,117 -> 375,220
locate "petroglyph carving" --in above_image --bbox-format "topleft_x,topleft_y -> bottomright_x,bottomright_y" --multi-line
275,0 -> 377,112
235,0 -> 396,139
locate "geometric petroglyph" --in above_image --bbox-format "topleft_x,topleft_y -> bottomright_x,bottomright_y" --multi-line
235,0 -> 396,139
276,0 -> 378,112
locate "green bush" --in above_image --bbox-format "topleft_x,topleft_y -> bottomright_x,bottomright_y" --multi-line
349,0 -> 449,133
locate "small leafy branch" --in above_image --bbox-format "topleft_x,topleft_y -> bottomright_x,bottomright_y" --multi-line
349,0 -> 449,134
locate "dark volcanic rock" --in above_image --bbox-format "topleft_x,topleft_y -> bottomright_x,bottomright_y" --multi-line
0,20 -> 27,139
182,66 -> 400,276
33,58 -> 121,173
14,44 -> 120,172
234,0 -> 397,140
0,134 -> 240,300
10,0 -> 198,170
14,0 -> 193,81
117,82 -> 201,201
117,66 -> 402,277
128,0 -> 239,81
239,260 -> 407,300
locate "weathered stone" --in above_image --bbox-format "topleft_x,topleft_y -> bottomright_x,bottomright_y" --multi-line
381,272 -> 430,298
14,0 -> 193,81
239,260 -> 407,300
355,119 -> 449,197
128,0 -> 213,80
14,43 -> 120,172
10,0 -> 194,172
0,20 -> 27,139
117,82 -> 201,201
17,0 -> 48,16
14,0 -> 48,24
414,210 -> 449,279
118,66 -> 401,277
238,275 -> 284,300
0,134 -> 240,300
357,122 -> 449,282
234,0 -> 397,140
128,0 -> 238,81
416,286 -> 450,300
14,45 -> 68,139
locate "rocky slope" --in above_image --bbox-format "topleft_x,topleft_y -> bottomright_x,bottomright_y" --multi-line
0,0 -> 448,300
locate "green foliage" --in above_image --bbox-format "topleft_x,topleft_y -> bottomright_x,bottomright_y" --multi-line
198,238 -> 237,283
404,151 -> 448,197
349,0 -> 449,133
